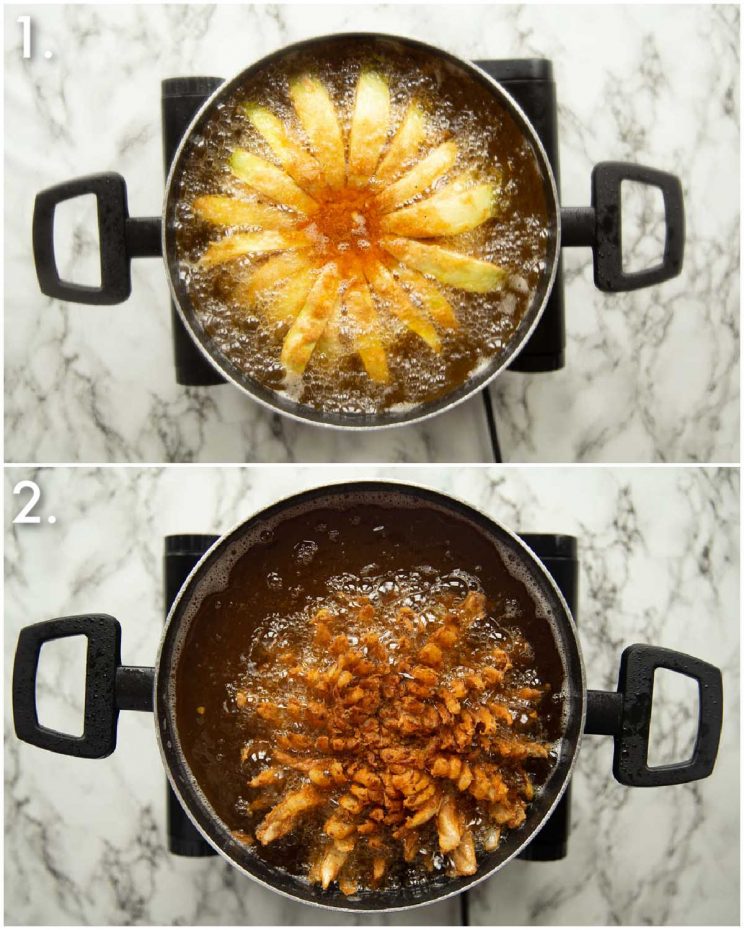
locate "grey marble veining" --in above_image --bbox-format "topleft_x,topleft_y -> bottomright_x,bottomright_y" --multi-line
4,465 -> 739,924
4,4 -> 739,463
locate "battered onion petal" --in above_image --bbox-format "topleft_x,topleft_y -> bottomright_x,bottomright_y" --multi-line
372,856 -> 387,882
483,826 -> 501,851
199,230 -> 311,268
392,262 -> 459,329
375,101 -> 428,184
345,275 -> 390,383
241,251 -> 313,303
451,828 -> 477,875
193,195 -> 299,229
261,267 -> 316,324
288,75 -> 346,190
249,766 -> 286,788
460,591 -> 487,625
375,141 -> 458,214
320,844 -> 351,889
230,149 -> 319,215
380,182 -> 496,237
437,796 -> 463,853
405,790 -> 440,828
255,785 -> 323,844
365,260 -> 441,352
348,71 -> 391,187
243,103 -> 325,194
315,304 -> 343,358
324,814 -> 357,840
381,237 -> 507,293
281,262 -> 341,374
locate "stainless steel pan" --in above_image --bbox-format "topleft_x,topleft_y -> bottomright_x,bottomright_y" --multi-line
32,34 -> 685,430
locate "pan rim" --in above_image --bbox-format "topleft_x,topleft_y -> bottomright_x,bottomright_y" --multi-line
161,32 -> 562,430
153,479 -> 586,912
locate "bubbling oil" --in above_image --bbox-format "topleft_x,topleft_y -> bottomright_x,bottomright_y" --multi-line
170,39 -> 552,416
175,501 -> 566,895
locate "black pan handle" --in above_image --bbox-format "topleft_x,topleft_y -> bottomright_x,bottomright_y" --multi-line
586,644 -> 722,787
12,614 -> 154,759
32,172 -> 162,305
561,161 -> 685,292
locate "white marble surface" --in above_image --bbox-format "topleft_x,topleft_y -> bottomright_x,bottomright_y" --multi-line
3,4 -> 740,463
4,465 -> 739,924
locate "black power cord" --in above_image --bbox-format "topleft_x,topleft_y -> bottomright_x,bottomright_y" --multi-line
459,889 -> 471,925
481,388 -> 503,463
464,387 -> 500,920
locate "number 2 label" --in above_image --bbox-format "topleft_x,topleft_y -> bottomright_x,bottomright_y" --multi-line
13,480 -> 42,524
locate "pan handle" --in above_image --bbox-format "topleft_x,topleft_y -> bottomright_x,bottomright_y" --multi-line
561,162 -> 685,292
32,172 -> 161,305
585,644 -> 722,786
12,614 -> 154,759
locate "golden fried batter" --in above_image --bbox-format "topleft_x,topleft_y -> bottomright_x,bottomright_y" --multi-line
220,581 -> 553,896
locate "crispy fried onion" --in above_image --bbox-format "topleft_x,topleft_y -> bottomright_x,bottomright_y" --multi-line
230,590 -> 552,893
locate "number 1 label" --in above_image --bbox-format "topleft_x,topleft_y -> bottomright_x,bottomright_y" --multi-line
18,15 -> 31,59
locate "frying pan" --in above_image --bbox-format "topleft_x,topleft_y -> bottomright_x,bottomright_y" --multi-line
12,482 -> 721,912
32,34 -> 685,430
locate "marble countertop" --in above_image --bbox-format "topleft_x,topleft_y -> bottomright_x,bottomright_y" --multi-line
4,4 -> 740,463
4,465 -> 739,924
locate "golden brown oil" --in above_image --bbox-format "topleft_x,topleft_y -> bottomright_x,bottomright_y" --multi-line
170,39 -> 552,415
